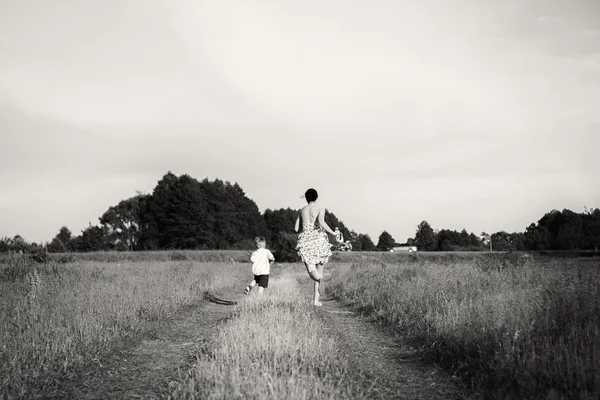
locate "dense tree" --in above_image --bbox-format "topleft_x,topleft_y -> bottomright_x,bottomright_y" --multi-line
490,231 -> 513,251
352,233 -> 377,251
510,232 -> 527,251
435,229 -> 484,251
0,235 -> 33,253
469,233 -> 482,248
376,231 -> 396,251
264,208 -> 297,238
523,208 -> 600,251
100,194 -> 148,251
524,223 -> 549,250
272,232 -> 299,262
582,208 -> 600,250
459,229 -> 470,247
72,224 -> 109,252
437,229 -> 461,251
139,173 -> 265,250
18,170 -> 597,255
415,221 -> 437,251
0,237 -> 9,253
47,226 -> 73,253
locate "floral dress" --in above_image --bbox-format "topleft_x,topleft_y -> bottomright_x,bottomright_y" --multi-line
296,222 -> 333,265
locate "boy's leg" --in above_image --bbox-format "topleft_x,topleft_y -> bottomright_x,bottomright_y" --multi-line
244,278 -> 257,295
257,275 -> 268,295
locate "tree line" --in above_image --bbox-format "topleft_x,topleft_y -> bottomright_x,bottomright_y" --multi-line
411,207 -> 600,252
1,172 -> 599,256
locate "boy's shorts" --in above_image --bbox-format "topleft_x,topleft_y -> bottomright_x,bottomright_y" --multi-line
253,274 -> 269,288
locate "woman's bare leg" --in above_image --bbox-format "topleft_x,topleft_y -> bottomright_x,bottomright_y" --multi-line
306,263 -> 323,281
316,263 -> 324,297
305,263 -> 323,306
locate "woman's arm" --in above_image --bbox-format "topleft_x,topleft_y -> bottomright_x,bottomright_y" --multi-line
317,208 -> 337,236
294,212 -> 300,233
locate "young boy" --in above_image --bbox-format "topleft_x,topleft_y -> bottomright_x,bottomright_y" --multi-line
244,237 -> 275,295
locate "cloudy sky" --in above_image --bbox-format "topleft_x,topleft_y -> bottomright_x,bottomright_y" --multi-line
1,0 -> 599,244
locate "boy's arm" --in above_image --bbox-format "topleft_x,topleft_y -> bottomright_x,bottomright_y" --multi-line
250,250 -> 258,262
268,250 -> 275,262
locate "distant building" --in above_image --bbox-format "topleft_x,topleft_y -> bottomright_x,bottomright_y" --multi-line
391,246 -> 417,253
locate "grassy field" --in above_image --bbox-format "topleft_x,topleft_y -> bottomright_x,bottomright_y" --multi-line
0,249 -> 253,264
170,275 -> 366,399
0,255 -> 248,399
328,253 -> 600,399
2,251 -> 598,399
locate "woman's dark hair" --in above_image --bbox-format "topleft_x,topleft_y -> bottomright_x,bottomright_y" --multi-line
305,188 -> 318,203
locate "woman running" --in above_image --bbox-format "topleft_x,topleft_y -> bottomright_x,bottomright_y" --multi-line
295,188 -> 341,306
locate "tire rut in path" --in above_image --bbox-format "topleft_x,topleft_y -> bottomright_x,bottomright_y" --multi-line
49,288 -> 242,400
307,286 -> 470,399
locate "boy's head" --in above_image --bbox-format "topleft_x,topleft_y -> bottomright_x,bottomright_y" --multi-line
254,236 -> 266,249
304,188 -> 318,203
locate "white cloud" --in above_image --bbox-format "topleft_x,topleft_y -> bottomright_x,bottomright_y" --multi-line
578,29 -> 600,38
537,16 -> 564,24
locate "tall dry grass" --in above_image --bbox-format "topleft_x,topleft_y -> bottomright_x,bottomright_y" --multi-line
328,255 -> 600,399
0,258 -> 247,399
170,275 -> 366,400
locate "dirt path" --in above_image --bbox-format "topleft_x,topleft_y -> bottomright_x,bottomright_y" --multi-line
298,274 -> 470,400
46,288 -> 242,400
43,269 -> 470,399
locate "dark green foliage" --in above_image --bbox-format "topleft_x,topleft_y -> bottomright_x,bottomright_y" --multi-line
273,232 -> 300,262
263,208 -> 298,260
415,221 -> 437,251
100,194 -> 148,251
139,173 -> 266,250
525,208 -> 600,251
75,224 -> 109,252
264,208 -> 297,238
352,234 -> 377,251
376,231 -> 396,251
0,235 -> 34,253
47,226 -> 73,253
4,170 -> 599,255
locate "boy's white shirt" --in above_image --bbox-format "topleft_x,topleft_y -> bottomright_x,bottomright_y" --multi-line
251,248 -> 274,275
